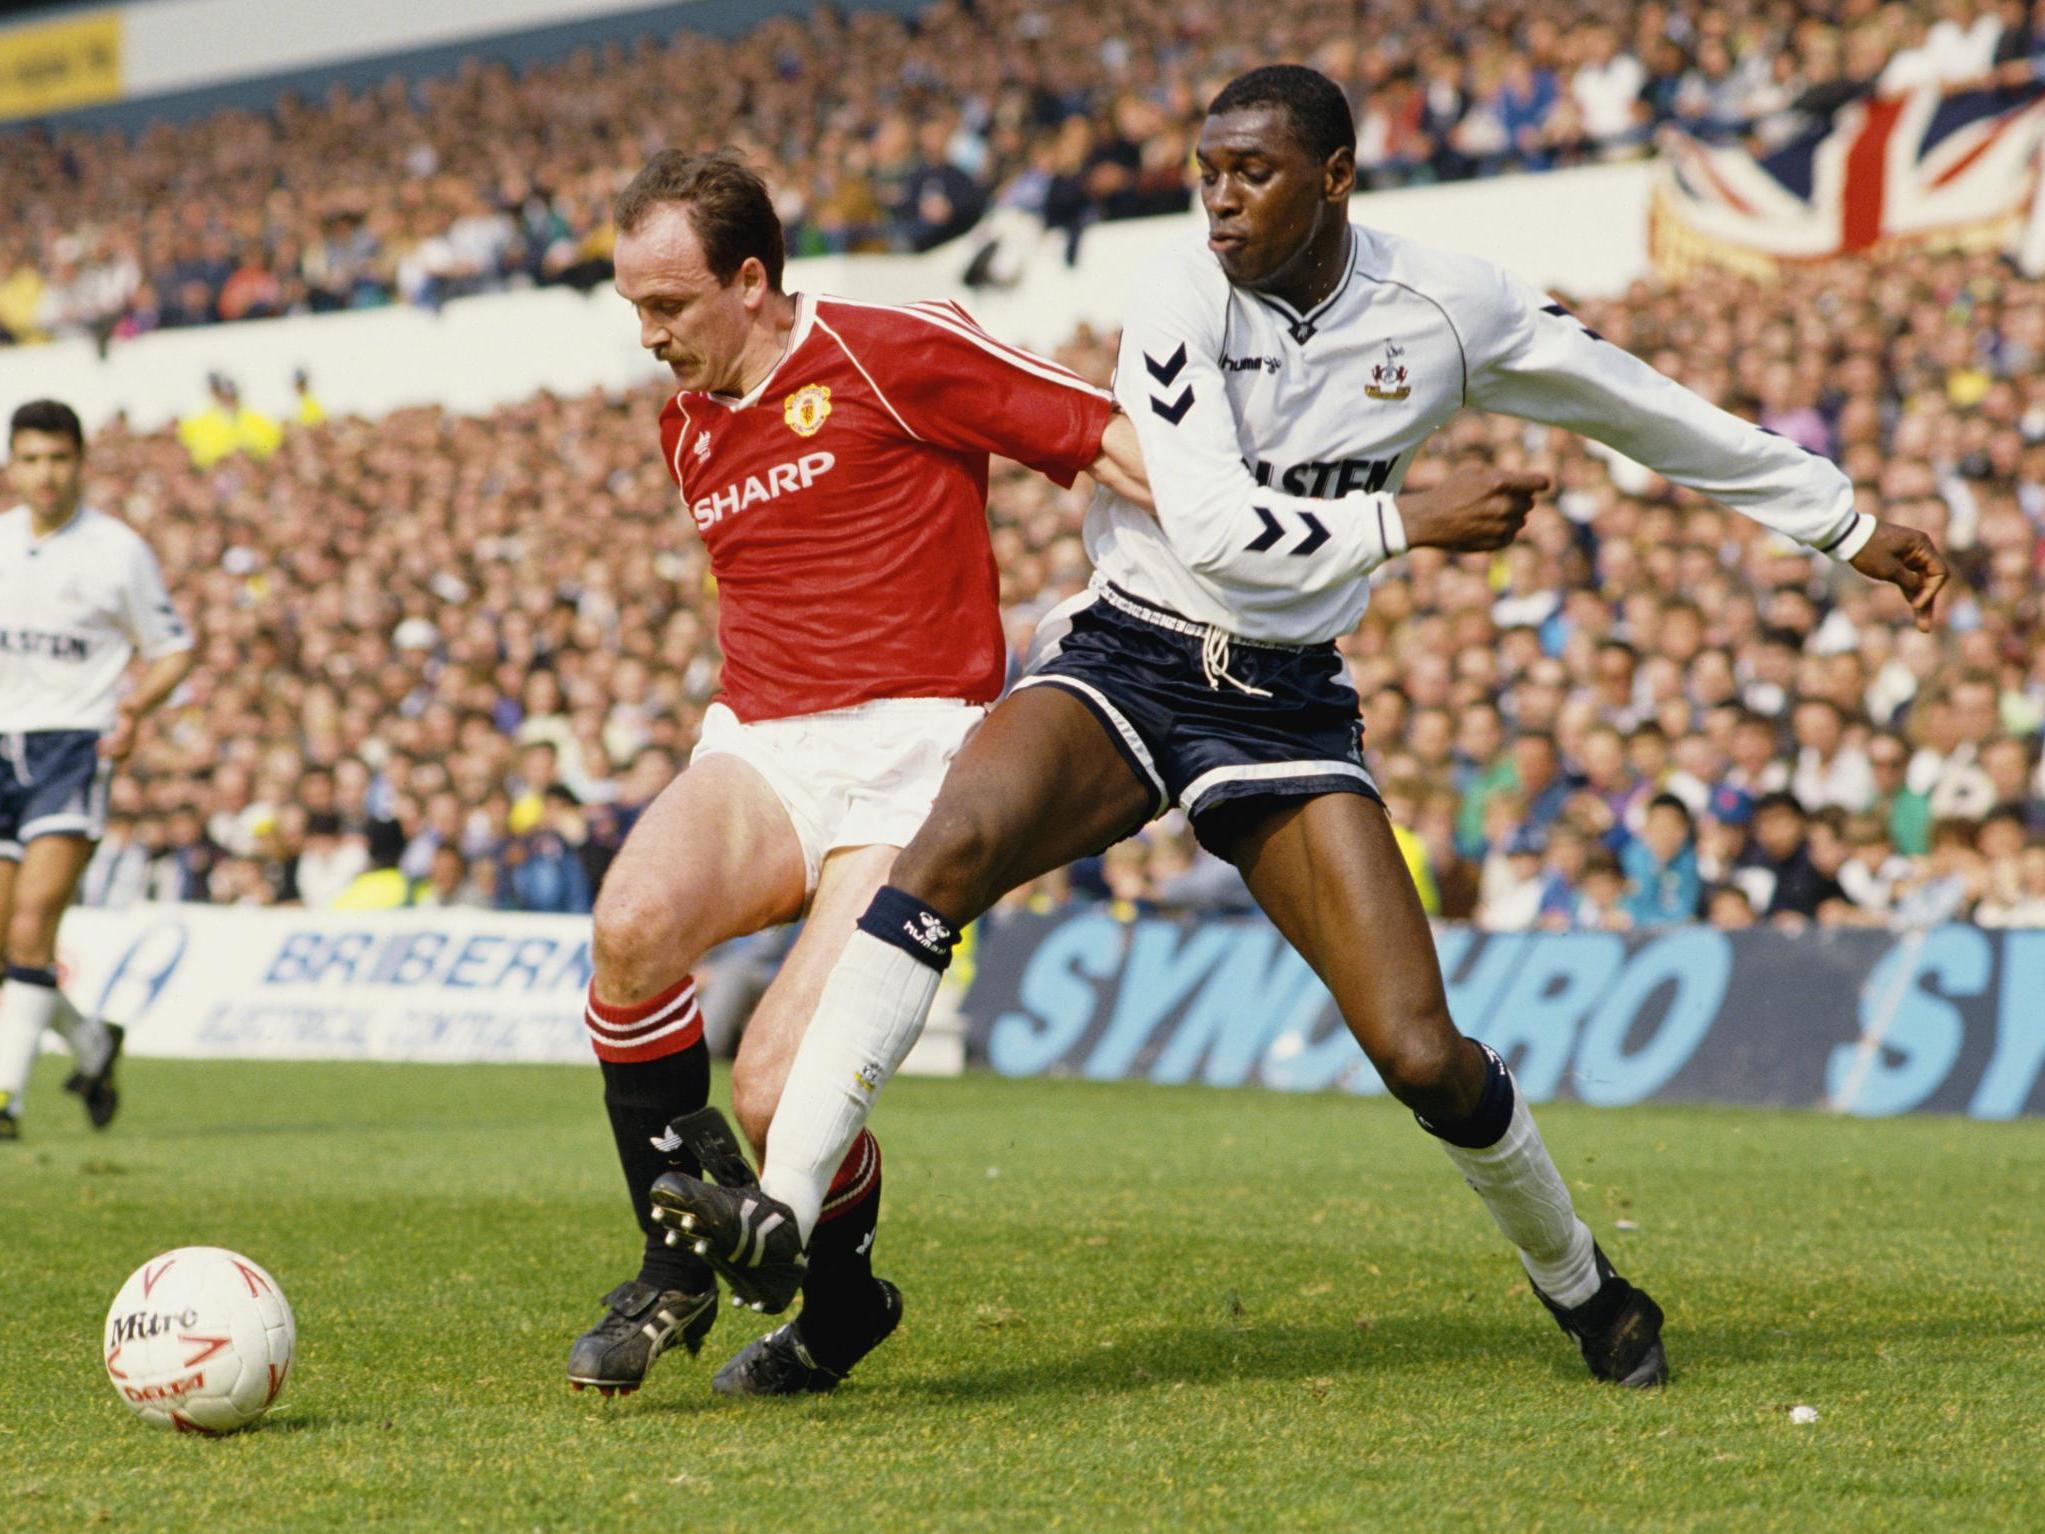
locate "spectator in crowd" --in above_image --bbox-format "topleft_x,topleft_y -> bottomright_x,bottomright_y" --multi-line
332,819 -> 413,910
291,368 -> 327,427
1734,792 -> 1842,922
1478,823 -> 1555,931
1866,730 -> 1934,854
294,812 -> 367,910
1790,697 -> 1875,812
1707,884 -> 1758,930
1977,842 -> 2045,926
176,374 -> 284,468
80,814 -> 153,910
498,784 -> 593,914
1573,847 -> 1634,931
1621,794 -> 1702,927
1832,813 -> 1915,923
1893,817 -> 1992,925
1514,729 -> 1582,830
413,844 -> 492,908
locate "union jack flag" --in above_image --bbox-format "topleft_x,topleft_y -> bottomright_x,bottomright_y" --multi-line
1653,84 -> 2045,268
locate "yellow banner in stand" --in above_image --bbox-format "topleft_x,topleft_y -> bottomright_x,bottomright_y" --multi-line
0,10 -> 123,121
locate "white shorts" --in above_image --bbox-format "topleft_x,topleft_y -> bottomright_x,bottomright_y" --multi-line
691,697 -> 985,893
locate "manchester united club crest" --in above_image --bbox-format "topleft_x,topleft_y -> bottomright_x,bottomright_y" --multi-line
1365,341 -> 1412,401
783,383 -> 833,437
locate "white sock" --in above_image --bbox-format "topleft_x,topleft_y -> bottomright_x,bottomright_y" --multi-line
49,990 -> 113,1076
0,970 -> 62,1115
1438,1091 -> 1600,1308
761,928 -> 942,1242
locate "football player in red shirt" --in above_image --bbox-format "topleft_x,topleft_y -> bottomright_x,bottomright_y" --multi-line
566,151 -> 1147,1400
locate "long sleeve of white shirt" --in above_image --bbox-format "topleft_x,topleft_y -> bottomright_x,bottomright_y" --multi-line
1464,264 -> 1875,562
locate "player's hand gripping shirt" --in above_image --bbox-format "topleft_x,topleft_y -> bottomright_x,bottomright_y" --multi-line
659,294 -> 1114,722
1088,225 -> 1873,646
0,505 -> 192,732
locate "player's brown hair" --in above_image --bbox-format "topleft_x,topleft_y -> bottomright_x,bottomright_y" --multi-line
614,149 -> 785,292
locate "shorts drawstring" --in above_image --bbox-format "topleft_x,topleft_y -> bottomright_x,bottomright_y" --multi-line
1090,577 -> 1290,697
1200,627 -> 1273,697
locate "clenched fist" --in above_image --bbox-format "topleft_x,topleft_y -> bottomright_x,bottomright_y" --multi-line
1398,466 -> 1551,554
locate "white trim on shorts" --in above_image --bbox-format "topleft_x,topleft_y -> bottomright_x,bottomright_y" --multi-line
17,813 -> 97,842
1180,759 -> 1380,816
1012,674 -> 1171,816
1,755 -> 110,857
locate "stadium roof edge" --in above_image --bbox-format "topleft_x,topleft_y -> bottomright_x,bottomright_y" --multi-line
0,0 -> 928,136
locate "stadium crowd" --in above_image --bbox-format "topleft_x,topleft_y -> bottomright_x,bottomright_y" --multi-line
62,233 -> 2045,932
5,0 -> 2044,348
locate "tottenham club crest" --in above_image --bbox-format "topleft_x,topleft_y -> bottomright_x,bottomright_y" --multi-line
783,383 -> 832,437
1365,341 -> 1412,402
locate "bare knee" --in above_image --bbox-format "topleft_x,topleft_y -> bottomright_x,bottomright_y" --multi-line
893,805 -> 1003,923
591,882 -> 698,1005
1373,1019 -> 1478,1120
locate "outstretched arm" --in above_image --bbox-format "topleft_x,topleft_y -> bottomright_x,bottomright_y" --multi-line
1466,268 -> 1947,626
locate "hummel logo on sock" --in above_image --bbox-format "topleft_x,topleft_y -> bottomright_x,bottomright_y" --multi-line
903,912 -> 952,954
859,885 -> 960,972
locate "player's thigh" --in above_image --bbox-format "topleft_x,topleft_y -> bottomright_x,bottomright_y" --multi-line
893,684 -> 1155,923
592,754 -> 808,995
728,841 -> 897,1153
0,854 -> 16,963
1216,794 -> 1462,1078
5,834 -> 92,961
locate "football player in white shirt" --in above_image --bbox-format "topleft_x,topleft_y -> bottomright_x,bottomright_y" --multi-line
0,401 -> 195,1139
648,68 -> 1948,1388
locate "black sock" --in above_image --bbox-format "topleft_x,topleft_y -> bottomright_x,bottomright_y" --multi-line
599,1043 -> 713,1294
794,1131 -> 887,1372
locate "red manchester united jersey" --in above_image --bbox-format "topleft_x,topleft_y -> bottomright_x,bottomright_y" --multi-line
657,294 -> 1114,722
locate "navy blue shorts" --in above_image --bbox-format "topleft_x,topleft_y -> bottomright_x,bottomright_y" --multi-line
0,730 -> 110,861
1018,584 -> 1381,830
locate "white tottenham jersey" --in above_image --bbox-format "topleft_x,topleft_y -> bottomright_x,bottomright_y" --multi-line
1089,224 -> 1874,645
0,505 -> 192,732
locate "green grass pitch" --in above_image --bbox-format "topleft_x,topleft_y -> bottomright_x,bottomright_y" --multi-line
5,1056 -> 2043,1532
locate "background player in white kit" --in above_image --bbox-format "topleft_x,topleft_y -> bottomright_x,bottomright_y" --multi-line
0,400 -> 195,1140
653,67 -> 1949,1389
